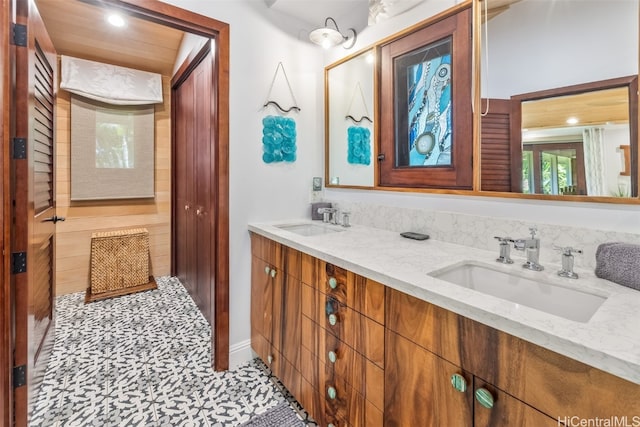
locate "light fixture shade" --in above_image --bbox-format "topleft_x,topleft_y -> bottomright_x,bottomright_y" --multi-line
309,27 -> 344,48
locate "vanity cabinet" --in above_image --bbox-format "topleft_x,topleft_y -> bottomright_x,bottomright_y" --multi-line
386,288 -> 640,426
250,233 -> 302,397
250,235 -> 640,426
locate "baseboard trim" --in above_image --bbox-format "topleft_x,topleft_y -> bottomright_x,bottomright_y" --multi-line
229,339 -> 255,370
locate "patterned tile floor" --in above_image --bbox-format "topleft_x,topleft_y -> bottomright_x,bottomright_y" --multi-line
30,276 -> 314,427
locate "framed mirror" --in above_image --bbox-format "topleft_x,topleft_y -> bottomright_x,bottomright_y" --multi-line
325,48 -> 376,187
479,0 -> 639,200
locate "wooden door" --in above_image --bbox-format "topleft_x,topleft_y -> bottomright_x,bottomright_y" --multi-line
12,0 -> 57,424
174,69 -> 196,297
194,50 -> 213,322
473,381 -> 558,427
384,331 -> 473,427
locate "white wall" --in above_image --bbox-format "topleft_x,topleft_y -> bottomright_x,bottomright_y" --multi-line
481,0 -> 638,98
161,0 -> 324,365
161,0 -> 640,366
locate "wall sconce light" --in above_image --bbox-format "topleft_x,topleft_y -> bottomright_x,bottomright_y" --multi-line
309,17 -> 357,49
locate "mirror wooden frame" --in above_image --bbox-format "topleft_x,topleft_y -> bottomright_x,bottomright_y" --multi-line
323,0 -> 640,205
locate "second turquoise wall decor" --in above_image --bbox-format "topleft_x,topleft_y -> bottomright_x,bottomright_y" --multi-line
347,126 -> 371,165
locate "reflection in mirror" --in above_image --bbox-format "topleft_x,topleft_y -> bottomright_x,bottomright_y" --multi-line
479,0 -> 639,199
518,82 -> 636,197
326,49 -> 375,187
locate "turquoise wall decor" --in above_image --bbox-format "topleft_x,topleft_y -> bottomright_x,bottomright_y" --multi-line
347,126 -> 371,165
262,115 -> 297,163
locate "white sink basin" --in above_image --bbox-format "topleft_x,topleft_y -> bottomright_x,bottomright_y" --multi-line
429,261 -> 607,323
275,223 -> 344,237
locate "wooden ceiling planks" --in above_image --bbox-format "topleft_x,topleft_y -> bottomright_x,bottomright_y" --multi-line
35,0 -> 184,76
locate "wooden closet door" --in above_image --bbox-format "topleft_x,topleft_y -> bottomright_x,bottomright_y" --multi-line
172,42 -> 215,324
174,74 -> 196,297
194,51 -> 214,322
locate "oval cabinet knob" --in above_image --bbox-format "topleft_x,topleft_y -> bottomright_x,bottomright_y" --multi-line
450,373 -> 467,393
264,266 -> 271,275
328,350 -> 337,363
475,387 -> 494,409
270,269 -> 277,278
327,386 -> 337,400
328,314 -> 337,326
328,277 -> 338,289
328,424 -> 336,427
184,204 -> 190,211
267,354 -> 273,365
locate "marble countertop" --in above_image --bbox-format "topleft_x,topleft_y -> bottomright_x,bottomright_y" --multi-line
248,220 -> 640,385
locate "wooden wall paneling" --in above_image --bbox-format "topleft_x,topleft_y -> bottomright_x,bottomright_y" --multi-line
54,74 -> 172,295
480,98 -> 513,192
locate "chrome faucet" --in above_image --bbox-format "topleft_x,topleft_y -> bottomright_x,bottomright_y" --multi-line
494,236 -> 514,264
512,227 -> 544,271
556,246 -> 582,279
317,207 -> 338,225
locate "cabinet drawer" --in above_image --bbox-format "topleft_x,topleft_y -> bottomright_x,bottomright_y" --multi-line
321,262 -> 385,324
302,315 -> 384,411
322,295 -> 385,368
324,367 -> 383,427
250,233 -> 301,278
386,287 -> 461,365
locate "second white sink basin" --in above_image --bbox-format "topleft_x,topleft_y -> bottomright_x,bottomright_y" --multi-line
275,222 -> 344,237
429,261 -> 607,323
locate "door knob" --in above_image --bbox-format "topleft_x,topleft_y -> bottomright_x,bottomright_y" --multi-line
43,215 -> 65,223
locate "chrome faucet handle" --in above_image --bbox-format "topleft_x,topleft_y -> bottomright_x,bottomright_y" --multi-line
554,246 -> 582,279
528,226 -> 538,239
494,236 -> 514,264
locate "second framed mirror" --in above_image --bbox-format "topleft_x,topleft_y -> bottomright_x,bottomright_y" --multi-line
325,48 -> 376,188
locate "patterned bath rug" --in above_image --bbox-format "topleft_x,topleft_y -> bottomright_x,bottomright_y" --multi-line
240,401 -> 306,427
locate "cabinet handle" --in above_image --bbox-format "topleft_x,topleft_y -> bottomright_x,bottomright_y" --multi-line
328,424 -> 335,427
450,373 -> 467,393
267,354 -> 273,365
270,269 -> 277,278
328,350 -> 337,363
327,386 -> 337,400
328,277 -> 338,289
475,387 -> 494,409
328,314 -> 337,326
184,204 -> 190,211
196,208 -> 202,215
264,266 -> 271,275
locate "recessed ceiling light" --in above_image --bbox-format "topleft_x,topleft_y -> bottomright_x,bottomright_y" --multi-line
566,117 -> 579,125
107,14 -> 125,28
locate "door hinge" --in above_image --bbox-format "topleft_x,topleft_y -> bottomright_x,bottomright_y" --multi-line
377,154 -> 386,161
11,252 -> 27,274
13,365 -> 26,388
11,23 -> 27,47
12,138 -> 26,160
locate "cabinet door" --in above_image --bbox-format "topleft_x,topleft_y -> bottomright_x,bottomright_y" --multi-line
385,331 -> 473,427
250,254 -> 273,363
473,381 -> 558,427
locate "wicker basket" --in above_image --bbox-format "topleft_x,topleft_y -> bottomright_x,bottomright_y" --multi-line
89,228 -> 150,294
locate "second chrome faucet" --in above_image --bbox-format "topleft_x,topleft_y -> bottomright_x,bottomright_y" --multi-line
512,227 -> 544,271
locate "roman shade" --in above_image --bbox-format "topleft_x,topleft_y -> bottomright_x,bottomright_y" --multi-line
61,55 -> 162,105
